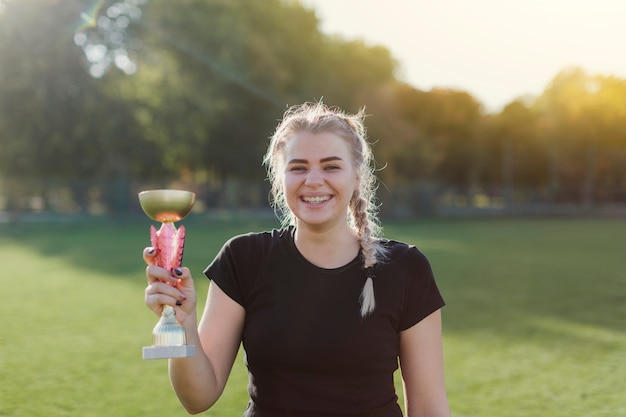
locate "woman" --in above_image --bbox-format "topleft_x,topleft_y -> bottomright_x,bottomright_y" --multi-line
144,102 -> 451,416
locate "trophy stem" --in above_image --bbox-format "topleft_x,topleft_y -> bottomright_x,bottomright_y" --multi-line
152,305 -> 186,346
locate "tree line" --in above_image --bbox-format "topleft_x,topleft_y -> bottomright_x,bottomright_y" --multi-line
1,0 -> 625,215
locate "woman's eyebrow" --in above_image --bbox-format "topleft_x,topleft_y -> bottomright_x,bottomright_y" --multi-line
287,156 -> 344,164
320,156 -> 344,163
287,158 -> 308,164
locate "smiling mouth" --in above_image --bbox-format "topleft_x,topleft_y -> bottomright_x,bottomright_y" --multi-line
302,195 -> 331,204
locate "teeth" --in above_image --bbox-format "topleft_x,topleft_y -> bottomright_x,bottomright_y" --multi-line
303,196 -> 330,204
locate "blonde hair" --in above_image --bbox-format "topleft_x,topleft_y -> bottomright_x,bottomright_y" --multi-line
263,102 -> 386,317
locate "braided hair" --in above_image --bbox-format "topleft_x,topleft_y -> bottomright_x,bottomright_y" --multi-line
263,102 -> 387,317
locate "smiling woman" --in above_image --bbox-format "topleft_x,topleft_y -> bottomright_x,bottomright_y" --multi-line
264,103 -> 387,315
142,102 -> 451,417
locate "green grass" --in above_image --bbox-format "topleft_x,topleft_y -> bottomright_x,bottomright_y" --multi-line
1,216 -> 624,416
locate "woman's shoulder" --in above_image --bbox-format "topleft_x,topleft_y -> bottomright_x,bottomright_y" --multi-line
224,226 -> 293,251
380,238 -> 425,256
378,238 -> 431,269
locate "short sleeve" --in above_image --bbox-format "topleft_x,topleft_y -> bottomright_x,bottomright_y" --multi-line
203,234 -> 258,307
398,248 -> 445,331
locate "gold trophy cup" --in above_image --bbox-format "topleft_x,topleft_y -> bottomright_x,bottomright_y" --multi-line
138,189 -> 196,360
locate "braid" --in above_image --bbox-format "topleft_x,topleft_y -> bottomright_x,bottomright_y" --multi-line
351,191 -> 380,317
352,193 -> 378,268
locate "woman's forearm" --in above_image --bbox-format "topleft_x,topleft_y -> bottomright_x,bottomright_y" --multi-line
167,282 -> 245,414
168,328 -> 222,414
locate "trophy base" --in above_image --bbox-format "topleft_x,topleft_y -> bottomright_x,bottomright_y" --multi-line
142,344 -> 196,360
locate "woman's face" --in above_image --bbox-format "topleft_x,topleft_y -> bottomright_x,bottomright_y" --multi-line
282,130 -> 358,231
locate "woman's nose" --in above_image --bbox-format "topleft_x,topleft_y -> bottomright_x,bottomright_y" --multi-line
304,168 -> 323,185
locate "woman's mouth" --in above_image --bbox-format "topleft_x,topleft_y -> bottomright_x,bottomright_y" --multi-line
302,195 -> 331,204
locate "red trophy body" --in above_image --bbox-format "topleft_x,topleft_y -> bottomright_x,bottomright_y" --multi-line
138,189 -> 196,360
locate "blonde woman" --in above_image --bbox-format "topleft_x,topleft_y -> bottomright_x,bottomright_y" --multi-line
144,102 -> 451,417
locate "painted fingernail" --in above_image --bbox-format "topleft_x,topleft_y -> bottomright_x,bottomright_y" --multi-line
175,300 -> 182,306
147,248 -> 155,254
174,268 -> 183,276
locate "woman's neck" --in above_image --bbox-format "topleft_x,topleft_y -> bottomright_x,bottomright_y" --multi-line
293,222 -> 360,269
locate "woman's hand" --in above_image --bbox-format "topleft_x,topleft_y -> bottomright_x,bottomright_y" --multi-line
143,247 -> 198,329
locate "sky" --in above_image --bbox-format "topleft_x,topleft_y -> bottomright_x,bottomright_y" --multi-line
301,0 -> 626,112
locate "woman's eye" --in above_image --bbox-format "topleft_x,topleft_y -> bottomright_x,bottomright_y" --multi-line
324,165 -> 340,170
289,166 -> 306,172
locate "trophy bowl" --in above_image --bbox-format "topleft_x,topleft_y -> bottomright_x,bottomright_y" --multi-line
138,189 -> 196,223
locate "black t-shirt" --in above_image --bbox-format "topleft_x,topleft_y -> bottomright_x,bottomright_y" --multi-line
204,226 -> 445,417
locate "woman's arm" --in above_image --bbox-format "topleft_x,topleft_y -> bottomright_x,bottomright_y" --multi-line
399,309 -> 451,417
168,281 -> 245,414
144,247 -> 245,415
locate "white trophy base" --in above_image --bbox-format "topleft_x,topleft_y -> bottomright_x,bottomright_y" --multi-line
142,345 -> 196,360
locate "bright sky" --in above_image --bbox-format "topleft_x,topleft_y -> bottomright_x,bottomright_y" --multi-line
301,0 -> 626,112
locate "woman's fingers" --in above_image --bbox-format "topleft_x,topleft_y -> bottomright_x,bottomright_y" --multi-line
143,246 -> 197,320
169,267 -> 197,310
145,267 -> 188,304
146,264 -> 179,285
172,267 -> 193,289
145,281 -> 187,310
144,264 -> 196,316
143,247 -> 157,266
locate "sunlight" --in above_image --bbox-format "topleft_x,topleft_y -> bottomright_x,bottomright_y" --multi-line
303,0 -> 626,112
85,43 -> 107,63
530,316 -> 623,345
113,49 -> 137,74
74,0 -> 145,78
74,0 -> 105,32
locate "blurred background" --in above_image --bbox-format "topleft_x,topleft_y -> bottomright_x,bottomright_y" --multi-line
1,0 -> 625,220
1,2 -> 625,416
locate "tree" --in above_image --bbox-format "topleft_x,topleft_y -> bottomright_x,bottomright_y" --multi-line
0,0 -> 156,211
485,100 -> 544,203
536,67 -> 626,205
128,0 -> 398,181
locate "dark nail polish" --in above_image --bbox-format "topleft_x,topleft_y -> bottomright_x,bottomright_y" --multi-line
174,268 -> 183,276
147,248 -> 155,254
176,300 -> 182,306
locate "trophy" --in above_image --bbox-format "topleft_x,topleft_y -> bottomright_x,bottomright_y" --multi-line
138,189 -> 196,360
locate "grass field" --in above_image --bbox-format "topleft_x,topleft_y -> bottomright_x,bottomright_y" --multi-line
1,216 -> 624,416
